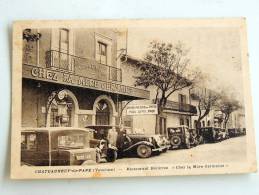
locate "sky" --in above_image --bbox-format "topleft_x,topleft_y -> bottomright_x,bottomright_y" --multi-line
118,27 -> 244,102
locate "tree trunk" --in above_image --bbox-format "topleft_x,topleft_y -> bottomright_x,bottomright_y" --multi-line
224,114 -> 229,129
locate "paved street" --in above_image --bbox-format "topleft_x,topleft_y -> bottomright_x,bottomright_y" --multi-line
112,136 -> 247,164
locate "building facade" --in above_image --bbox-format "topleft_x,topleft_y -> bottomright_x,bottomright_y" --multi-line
22,28 -> 149,128
120,56 -> 197,135
190,88 -> 245,129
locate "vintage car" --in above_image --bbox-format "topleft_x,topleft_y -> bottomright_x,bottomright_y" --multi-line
85,125 -> 118,163
188,128 -> 204,146
119,133 -> 170,158
218,128 -> 229,140
167,125 -> 191,149
86,125 -> 168,158
21,127 -> 96,166
151,134 -> 171,153
199,127 -> 228,143
228,128 -> 246,137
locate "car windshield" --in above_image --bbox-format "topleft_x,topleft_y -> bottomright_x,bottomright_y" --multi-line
57,134 -> 85,149
51,130 -> 90,149
169,128 -> 182,133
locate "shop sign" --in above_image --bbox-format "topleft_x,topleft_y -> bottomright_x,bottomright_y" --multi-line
126,104 -> 158,115
22,65 -> 150,99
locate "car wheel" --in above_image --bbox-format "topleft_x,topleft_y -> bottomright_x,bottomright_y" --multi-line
137,144 -> 152,158
106,149 -> 117,162
170,136 -> 181,147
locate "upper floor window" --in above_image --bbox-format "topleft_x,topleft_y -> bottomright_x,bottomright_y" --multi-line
59,29 -> 69,53
95,33 -> 112,66
97,42 -> 107,65
179,94 -> 187,104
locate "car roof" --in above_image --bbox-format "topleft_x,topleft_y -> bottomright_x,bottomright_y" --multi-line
21,127 -> 94,133
168,125 -> 189,128
85,125 -> 120,129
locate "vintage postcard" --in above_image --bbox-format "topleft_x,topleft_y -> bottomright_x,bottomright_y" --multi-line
11,19 -> 257,179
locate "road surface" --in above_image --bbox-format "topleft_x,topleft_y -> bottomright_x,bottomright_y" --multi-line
112,136 -> 247,164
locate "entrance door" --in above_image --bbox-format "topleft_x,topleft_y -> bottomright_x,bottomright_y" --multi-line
159,117 -> 167,135
49,98 -> 73,127
96,100 -> 110,125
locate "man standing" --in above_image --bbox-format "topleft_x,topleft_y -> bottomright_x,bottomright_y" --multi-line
107,127 -> 118,146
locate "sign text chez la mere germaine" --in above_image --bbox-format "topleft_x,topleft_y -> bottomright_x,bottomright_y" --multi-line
22,65 -> 150,99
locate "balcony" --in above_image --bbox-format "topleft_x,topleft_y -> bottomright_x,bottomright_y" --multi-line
45,50 -> 122,82
154,99 -> 197,115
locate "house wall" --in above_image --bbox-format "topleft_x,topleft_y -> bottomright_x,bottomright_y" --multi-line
120,59 -> 194,134
22,79 -> 121,128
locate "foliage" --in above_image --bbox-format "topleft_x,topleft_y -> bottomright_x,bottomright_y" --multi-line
216,95 -> 242,128
191,88 -> 220,128
135,41 -> 200,110
23,29 -> 41,42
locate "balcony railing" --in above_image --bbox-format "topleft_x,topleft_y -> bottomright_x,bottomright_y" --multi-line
153,99 -> 197,114
45,50 -> 122,82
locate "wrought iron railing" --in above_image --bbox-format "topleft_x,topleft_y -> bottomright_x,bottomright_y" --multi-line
153,99 -> 197,114
45,50 -> 122,82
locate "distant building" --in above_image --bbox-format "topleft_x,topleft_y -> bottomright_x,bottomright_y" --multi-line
226,109 -> 245,129
190,87 -> 245,129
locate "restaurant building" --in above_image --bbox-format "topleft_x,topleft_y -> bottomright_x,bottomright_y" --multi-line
120,56 -> 197,135
22,28 -> 149,128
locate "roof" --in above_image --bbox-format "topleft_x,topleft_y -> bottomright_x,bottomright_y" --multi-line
122,54 -> 193,85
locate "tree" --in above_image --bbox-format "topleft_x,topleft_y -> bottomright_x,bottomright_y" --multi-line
135,41 -> 200,132
190,88 -> 220,129
217,96 -> 241,128
23,29 -> 41,42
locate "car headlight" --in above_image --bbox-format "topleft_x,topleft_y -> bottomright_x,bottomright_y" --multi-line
148,137 -> 153,143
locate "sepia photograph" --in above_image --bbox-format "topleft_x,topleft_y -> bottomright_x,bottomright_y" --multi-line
11,19 -> 256,179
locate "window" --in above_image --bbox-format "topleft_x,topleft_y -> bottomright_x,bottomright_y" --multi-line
97,42 -> 107,65
60,29 -> 69,52
124,120 -> 132,127
186,118 -> 189,127
194,120 -> 198,128
21,133 -> 37,150
58,29 -> 71,70
180,118 -> 184,125
179,94 -> 187,104
95,33 -> 112,66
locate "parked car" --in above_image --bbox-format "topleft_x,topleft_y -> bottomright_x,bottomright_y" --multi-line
119,133 -> 169,158
199,127 -> 227,143
87,125 -> 169,158
21,127 -> 96,166
152,134 -> 171,153
167,125 -> 191,149
189,128 -> 204,146
85,125 -> 119,163
228,128 -> 246,137
218,128 -> 229,140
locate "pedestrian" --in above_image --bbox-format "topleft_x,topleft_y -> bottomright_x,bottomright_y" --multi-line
107,127 -> 118,146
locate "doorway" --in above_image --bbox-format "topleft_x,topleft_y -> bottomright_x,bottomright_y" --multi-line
96,99 -> 110,125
